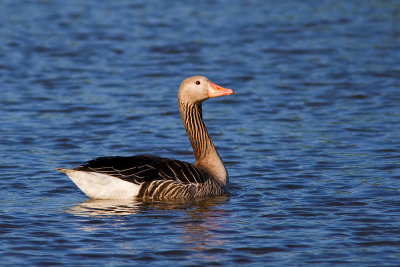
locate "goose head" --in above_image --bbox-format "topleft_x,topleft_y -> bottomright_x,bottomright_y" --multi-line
178,76 -> 234,105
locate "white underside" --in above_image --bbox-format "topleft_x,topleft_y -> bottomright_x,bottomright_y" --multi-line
63,169 -> 140,199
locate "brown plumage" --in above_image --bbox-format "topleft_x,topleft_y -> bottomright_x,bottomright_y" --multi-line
56,76 -> 234,200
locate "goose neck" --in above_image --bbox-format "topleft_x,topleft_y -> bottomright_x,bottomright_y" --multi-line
179,101 -> 227,185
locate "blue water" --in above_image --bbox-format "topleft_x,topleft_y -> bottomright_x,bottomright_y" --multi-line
1,0 -> 400,265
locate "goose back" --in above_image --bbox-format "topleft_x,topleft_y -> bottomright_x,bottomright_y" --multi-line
73,155 -> 225,199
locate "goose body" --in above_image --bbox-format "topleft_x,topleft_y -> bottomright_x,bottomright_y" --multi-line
57,76 -> 234,200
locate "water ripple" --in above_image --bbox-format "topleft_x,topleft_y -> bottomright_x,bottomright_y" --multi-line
0,0 -> 399,266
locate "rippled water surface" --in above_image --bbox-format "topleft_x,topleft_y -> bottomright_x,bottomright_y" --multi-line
1,0 -> 400,265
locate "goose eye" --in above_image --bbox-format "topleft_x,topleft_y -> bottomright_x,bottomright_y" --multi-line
195,81 -> 200,85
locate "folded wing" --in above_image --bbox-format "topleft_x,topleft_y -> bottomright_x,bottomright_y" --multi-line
74,155 -> 211,185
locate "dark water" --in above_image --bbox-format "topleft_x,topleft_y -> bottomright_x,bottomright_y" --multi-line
1,0 -> 400,265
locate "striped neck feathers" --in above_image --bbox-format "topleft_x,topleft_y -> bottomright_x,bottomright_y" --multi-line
179,101 -> 227,185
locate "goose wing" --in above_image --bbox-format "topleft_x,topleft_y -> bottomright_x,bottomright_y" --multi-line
74,155 -> 211,185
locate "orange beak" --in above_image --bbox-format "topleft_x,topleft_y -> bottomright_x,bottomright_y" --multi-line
208,81 -> 234,98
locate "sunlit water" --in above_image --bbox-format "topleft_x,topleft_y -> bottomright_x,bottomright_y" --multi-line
1,0 -> 399,265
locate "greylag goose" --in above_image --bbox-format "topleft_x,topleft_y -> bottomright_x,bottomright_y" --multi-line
57,76 -> 234,200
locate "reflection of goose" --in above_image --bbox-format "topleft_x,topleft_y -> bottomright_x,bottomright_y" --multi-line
57,76 -> 234,200
68,199 -> 142,217
67,195 -> 229,217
